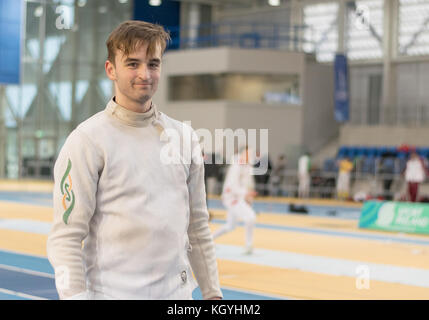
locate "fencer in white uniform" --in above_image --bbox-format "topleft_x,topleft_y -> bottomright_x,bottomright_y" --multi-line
298,153 -> 311,198
47,20 -> 222,300
212,147 -> 257,254
47,98 -> 223,300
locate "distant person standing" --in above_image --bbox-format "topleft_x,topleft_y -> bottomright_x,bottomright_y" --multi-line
403,151 -> 428,202
270,154 -> 287,196
213,146 -> 257,254
336,157 -> 354,200
297,152 -> 311,198
379,156 -> 395,200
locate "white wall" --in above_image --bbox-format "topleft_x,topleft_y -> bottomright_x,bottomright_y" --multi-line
348,61 -> 429,126
349,64 -> 383,124
214,6 -> 291,25
340,125 -> 429,146
303,61 -> 337,155
162,47 -> 305,75
225,102 -> 302,162
396,62 -> 429,124
156,47 -> 331,163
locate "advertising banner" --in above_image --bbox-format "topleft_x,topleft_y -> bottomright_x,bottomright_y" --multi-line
0,0 -> 23,84
334,53 -> 349,122
359,201 -> 429,235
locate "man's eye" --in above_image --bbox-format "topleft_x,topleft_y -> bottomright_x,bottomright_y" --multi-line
128,63 -> 138,68
149,63 -> 160,68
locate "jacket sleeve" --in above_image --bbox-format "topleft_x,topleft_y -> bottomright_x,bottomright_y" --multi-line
186,130 -> 223,299
47,129 -> 103,299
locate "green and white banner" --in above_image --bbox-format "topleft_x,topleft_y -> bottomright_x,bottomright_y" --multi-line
359,201 -> 429,235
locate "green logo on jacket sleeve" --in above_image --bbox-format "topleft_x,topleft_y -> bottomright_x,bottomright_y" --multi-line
60,159 -> 75,224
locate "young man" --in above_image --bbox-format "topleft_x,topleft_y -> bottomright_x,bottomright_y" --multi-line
212,146 -> 257,254
47,20 -> 222,300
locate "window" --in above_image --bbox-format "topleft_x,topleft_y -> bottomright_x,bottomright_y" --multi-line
169,73 -> 301,105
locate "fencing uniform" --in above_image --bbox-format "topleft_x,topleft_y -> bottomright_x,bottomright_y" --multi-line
47,98 -> 222,300
405,156 -> 427,202
336,158 -> 354,200
213,154 -> 256,252
298,155 -> 311,198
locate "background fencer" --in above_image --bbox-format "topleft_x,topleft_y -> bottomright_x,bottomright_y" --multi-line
213,146 -> 258,254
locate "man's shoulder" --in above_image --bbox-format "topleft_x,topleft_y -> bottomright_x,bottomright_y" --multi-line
160,112 -> 195,133
75,110 -> 107,134
62,110 -> 107,146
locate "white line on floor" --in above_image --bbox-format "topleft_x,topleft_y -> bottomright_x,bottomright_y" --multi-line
216,244 -> 429,289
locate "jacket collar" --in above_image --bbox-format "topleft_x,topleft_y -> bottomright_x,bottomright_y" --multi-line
105,97 -> 160,127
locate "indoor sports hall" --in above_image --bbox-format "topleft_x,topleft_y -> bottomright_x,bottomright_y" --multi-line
0,0 -> 428,300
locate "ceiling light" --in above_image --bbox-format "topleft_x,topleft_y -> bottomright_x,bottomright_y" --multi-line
149,0 -> 161,6
268,0 -> 280,6
98,5 -> 107,14
34,6 -> 43,17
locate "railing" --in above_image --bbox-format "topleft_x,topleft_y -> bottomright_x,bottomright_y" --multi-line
165,22 -> 312,51
259,170 -> 406,200
350,106 -> 429,126
205,166 -> 412,201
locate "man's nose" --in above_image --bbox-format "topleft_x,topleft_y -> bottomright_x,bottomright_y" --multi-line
137,64 -> 150,80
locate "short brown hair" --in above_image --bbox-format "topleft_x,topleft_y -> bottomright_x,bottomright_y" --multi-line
106,20 -> 171,64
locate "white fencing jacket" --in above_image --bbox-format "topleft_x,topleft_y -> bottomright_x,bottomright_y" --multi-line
221,155 -> 255,207
47,98 -> 222,300
405,158 -> 427,183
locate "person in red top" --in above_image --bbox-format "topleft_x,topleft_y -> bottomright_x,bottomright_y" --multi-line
403,151 -> 429,202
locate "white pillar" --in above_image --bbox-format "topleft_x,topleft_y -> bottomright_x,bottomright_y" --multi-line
381,0 -> 398,124
289,0 -> 303,51
0,86 -> 5,178
188,2 -> 200,48
337,0 -> 346,54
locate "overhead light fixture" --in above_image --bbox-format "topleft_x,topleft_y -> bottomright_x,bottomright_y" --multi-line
77,0 -> 87,7
268,0 -> 280,6
149,0 -> 161,6
98,5 -> 107,14
34,5 -> 43,17
118,0 -> 128,3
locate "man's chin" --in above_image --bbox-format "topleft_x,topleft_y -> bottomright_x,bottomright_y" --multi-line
135,95 -> 151,104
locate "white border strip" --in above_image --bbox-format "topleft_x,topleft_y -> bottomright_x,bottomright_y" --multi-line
0,264 -> 54,279
216,244 -> 429,288
0,219 -> 51,235
0,288 -> 48,300
0,247 -> 49,259
220,285 -> 292,300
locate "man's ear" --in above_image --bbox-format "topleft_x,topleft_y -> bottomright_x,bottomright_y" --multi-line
105,60 -> 116,81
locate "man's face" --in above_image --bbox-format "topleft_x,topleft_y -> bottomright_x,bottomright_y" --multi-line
105,42 -> 162,109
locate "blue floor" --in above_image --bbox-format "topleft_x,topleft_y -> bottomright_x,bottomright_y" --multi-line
0,292 -> 28,300
192,287 -> 282,300
0,250 -> 54,274
210,220 -> 429,246
0,191 -> 362,219
0,268 -> 58,300
0,249 -> 282,300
